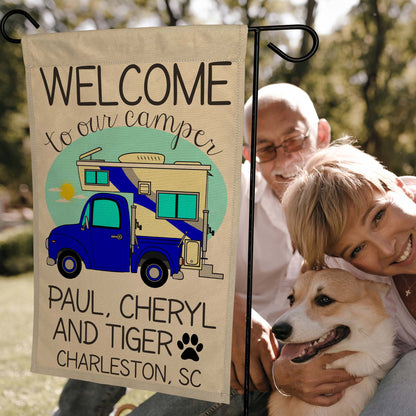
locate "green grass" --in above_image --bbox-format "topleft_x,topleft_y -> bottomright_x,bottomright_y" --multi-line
0,274 -> 153,415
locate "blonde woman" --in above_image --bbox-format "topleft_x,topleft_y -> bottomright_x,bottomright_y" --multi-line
282,141 -> 416,415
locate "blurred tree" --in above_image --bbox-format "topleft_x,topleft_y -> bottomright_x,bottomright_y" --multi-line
0,5 -> 31,199
207,0 -> 316,98
292,0 -> 317,84
156,0 -> 192,26
273,0 -> 317,85
297,0 -> 416,175
34,0 -> 195,31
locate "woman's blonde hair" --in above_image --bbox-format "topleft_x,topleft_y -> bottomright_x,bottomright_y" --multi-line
282,139 -> 400,269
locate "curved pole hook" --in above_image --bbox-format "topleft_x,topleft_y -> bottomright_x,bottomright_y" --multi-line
0,9 -> 40,44
249,24 -> 319,62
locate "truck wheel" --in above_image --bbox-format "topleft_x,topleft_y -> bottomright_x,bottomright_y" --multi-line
140,259 -> 168,288
57,251 -> 82,279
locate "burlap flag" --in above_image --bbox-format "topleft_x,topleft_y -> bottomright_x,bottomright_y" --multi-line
22,24 -> 247,403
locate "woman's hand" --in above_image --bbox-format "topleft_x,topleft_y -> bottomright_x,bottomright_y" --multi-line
273,351 -> 362,406
231,294 -> 279,393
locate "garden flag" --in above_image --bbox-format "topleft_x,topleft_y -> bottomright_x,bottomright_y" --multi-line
22,24 -> 247,403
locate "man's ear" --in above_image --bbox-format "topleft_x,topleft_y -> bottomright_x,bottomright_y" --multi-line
317,118 -> 331,149
243,146 -> 251,162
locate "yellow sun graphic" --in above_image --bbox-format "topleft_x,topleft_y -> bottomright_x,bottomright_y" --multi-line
60,183 -> 75,200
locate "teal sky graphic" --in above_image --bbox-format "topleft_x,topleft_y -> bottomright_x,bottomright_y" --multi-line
45,126 -> 227,235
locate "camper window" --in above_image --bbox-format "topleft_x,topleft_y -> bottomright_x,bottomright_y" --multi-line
157,192 -> 198,221
85,170 -> 109,186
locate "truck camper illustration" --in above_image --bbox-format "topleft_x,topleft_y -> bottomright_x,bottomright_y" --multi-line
46,147 -> 224,288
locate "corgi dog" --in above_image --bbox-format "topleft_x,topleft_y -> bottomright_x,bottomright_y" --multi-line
269,268 -> 396,416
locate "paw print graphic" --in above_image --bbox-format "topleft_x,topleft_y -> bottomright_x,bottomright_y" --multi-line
177,333 -> 203,362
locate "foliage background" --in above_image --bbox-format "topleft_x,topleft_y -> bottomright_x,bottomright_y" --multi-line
2,0 -> 416,202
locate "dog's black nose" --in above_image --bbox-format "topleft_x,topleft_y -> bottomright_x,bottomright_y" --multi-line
272,322 -> 292,341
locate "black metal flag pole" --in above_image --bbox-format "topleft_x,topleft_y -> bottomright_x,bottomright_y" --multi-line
245,25 -> 318,415
0,11 -> 319,415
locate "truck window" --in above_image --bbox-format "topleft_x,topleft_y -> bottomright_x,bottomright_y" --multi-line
157,192 -> 198,220
91,199 -> 121,228
85,169 -> 109,185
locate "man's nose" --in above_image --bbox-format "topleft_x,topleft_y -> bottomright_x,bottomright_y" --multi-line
273,149 -> 298,167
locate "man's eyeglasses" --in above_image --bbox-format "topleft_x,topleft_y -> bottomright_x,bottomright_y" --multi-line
254,129 -> 310,163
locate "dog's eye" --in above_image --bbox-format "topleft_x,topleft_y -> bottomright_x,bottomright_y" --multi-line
315,294 -> 334,307
288,294 -> 295,307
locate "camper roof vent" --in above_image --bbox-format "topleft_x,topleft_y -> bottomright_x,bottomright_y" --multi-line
119,153 -> 165,164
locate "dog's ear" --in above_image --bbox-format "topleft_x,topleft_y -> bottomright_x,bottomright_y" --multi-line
366,281 -> 390,298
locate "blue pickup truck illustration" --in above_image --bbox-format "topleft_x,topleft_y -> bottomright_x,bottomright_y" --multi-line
45,147 -> 223,288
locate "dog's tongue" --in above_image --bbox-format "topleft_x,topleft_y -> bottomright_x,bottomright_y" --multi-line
279,342 -> 310,361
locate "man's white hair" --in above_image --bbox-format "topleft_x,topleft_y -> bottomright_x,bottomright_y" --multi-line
243,83 -> 319,143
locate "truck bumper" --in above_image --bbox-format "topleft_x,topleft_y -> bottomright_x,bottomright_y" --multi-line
46,257 -> 56,266
172,271 -> 184,280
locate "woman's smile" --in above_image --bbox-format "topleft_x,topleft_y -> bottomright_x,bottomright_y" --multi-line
393,235 -> 413,264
